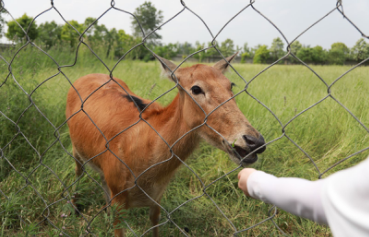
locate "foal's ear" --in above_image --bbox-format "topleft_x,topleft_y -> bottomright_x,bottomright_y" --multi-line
213,52 -> 238,74
154,54 -> 178,82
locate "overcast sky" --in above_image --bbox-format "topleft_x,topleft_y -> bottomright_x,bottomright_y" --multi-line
2,0 -> 369,49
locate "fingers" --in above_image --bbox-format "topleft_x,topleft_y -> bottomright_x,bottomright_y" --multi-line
238,168 -> 257,197
238,168 -> 256,181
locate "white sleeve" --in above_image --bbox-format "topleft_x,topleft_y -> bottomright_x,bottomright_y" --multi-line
321,157 -> 369,237
247,171 -> 328,224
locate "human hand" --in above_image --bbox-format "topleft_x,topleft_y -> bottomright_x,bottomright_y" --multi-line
238,168 -> 257,197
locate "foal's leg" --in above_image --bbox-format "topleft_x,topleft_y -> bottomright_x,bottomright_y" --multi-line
150,205 -> 161,237
72,149 -> 84,214
105,166 -> 129,237
100,173 -> 111,214
110,192 -> 128,237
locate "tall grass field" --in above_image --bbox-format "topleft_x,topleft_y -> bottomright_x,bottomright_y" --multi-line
1,45 -> 369,236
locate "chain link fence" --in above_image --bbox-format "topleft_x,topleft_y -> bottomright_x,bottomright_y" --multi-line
1,0 -> 369,236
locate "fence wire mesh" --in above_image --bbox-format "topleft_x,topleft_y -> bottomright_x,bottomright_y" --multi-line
1,0 -> 369,236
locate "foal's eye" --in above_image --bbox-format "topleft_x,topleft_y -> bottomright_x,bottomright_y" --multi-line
191,85 -> 203,95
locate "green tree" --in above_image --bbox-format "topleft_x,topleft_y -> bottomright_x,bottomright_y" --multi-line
115,29 -> 137,58
289,40 -> 302,63
350,39 -> 369,62
253,45 -> 270,64
37,21 -> 62,49
177,42 -> 194,58
130,2 -> 164,61
83,17 -> 97,38
0,2 -> 6,38
86,18 -> 114,45
251,44 -> 262,58
327,42 -> 349,65
205,41 -> 218,59
297,45 -> 327,65
105,27 -> 119,58
92,23 -> 119,58
6,14 -> 38,43
270,37 -> 285,60
79,18 -> 121,58
131,1 -> 164,43
61,20 -> 84,48
311,46 -> 326,64
154,43 -> 178,59
331,42 -> 349,55
219,38 -> 235,56
327,48 -> 345,65
296,46 -> 314,64
193,41 -> 206,62
290,41 -> 302,55
240,43 -> 253,63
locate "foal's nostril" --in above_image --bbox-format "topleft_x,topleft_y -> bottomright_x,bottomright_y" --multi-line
243,135 -> 257,147
243,135 -> 266,153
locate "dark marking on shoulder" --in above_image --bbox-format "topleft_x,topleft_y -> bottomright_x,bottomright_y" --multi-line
123,95 -> 147,112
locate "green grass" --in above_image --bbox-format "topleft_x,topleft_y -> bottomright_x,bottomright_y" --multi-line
1,44 -> 369,236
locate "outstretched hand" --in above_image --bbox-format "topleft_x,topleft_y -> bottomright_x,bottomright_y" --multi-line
238,168 -> 257,197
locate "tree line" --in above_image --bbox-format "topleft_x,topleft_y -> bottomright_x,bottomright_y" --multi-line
250,37 -> 369,65
1,1 -> 369,65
